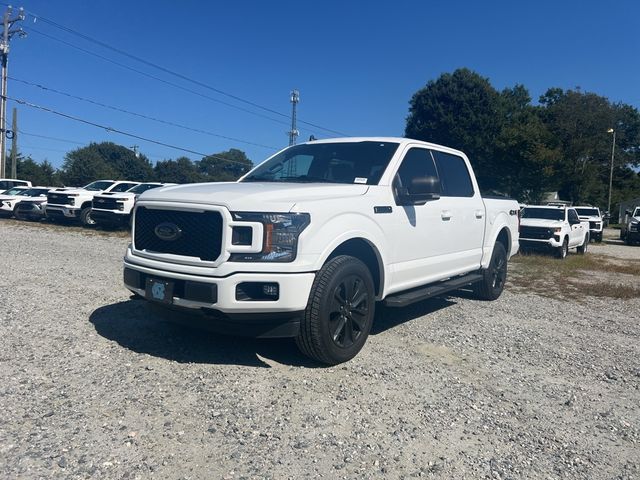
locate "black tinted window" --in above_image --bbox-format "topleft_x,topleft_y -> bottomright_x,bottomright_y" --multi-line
432,151 -> 474,197
396,148 -> 439,188
568,209 -> 578,222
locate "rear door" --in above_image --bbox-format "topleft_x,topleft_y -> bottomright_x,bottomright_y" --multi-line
386,146 -> 484,293
431,149 -> 485,273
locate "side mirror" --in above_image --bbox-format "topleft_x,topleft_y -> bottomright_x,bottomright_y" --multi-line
398,176 -> 441,205
626,210 -> 632,215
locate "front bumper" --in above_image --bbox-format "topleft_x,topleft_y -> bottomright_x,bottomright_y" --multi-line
92,209 -> 129,225
123,256 -> 316,337
45,205 -> 81,218
16,203 -> 46,219
519,237 -> 562,250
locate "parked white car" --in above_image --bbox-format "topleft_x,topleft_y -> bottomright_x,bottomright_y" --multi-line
124,137 -> 520,364
520,205 -> 590,258
0,178 -> 31,194
91,182 -> 175,228
0,186 -> 51,217
46,180 -> 140,226
620,206 -> 640,245
574,206 -> 603,242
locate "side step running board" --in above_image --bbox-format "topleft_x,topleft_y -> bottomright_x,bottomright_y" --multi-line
383,272 -> 483,308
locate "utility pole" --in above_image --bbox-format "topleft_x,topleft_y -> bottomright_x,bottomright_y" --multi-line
9,106 -> 16,178
0,5 -> 25,178
288,89 -> 299,146
607,128 -> 616,216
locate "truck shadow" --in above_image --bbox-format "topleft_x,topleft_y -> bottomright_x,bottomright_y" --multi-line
371,296 -> 458,335
89,298 -> 318,368
90,294 -> 461,367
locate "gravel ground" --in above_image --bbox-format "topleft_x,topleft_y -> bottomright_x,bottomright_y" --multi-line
0,221 -> 639,479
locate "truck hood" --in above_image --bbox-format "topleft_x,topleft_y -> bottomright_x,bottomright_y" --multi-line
95,192 -> 135,201
50,187 -> 94,195
138,182 -> 370,211
520,218 -> 564,228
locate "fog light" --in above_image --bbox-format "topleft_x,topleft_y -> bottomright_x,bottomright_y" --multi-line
263,283 -> 279,297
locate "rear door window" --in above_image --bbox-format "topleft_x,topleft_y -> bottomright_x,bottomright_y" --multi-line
431,150 -> 474,197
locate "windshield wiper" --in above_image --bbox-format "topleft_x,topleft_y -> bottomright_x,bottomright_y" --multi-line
242,175 -> 278,182
278,175 -> 344,183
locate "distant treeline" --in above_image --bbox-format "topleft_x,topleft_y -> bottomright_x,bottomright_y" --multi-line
15,142 -> 254,187
406,68 -> 640,212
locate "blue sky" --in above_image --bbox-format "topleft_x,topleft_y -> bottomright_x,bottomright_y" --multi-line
6,0 -> 640,169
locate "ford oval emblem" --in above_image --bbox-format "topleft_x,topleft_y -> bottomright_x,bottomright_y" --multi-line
154,222 -> 182,241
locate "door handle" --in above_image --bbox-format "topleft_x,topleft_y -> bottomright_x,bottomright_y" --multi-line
441,210 -> 452,221
475,210 -> 484,219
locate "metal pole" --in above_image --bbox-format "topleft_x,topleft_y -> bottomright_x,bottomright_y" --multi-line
607,130 -> 616,216
10,106 -> 17,178
0,9 -> 8,178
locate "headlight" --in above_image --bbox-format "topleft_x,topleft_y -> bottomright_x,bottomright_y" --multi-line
229,212 -> 310,262
631,219 -> 639,225
554,227 -> 562,233
69,198 -> 75,206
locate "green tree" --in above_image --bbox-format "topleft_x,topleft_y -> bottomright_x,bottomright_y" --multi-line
154,157 -> 203,183
197,148 -> 253,182
493,86 -> 561,202
405,68 -> 503,191
16,156 -> 60,186
59,142 -> 153,186
538,88 -> 640,207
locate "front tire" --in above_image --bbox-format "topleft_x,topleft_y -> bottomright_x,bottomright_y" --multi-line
80,207 -> 96,227
296,255 -> 375,365
474,242 -> 507,300
556,238 -> 568,259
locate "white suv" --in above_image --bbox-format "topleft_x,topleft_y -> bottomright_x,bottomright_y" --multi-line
520,205 -> 590,258
574,206 -> 603,242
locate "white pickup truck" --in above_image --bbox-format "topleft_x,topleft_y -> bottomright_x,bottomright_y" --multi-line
91,182 -> 175,228
46,180 -> 140,226
519,205 -> 590,258
620,206 -> 640,245
123,137 -> 520,364
574,206 -> 603,242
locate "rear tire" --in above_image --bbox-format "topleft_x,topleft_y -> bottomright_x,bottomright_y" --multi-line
556,238 -> 568,259
577,234 -> 589,254
80,206 -> 96,227
296,255 -> 375,365
473,242 -> 508,301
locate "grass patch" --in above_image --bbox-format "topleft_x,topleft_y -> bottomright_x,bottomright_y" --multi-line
509,253 -> 640,300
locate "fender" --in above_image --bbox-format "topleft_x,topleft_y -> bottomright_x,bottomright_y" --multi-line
481,210 -> 514,269
308,212 -> 389,296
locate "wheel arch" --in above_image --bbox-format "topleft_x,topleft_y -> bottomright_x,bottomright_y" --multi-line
324,238 -> 384,298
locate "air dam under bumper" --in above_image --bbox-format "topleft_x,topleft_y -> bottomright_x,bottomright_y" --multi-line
123,259 -> 316,338
519,237 -> 563,250
45,206 -> 80,218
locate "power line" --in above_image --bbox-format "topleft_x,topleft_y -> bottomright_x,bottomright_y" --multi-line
23,27 -> 300,133
18,131 -> 85,145
26,13 -> 349,137
10,76 -> 280,150
8,96 -> 259,167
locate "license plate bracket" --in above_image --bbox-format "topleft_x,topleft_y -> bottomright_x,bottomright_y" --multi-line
145,277 -> 174,304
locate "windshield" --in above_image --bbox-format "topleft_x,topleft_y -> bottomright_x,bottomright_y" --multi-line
242,141 -> 400,185
24,188 -> 50,197
522,207 -> 565,221
109,183 -> 138,192
634,208 -> 640,217
3,187 -> 26,195
575,208 -> 599,216
84,180 -> 115,191
129,183 -> 163,194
